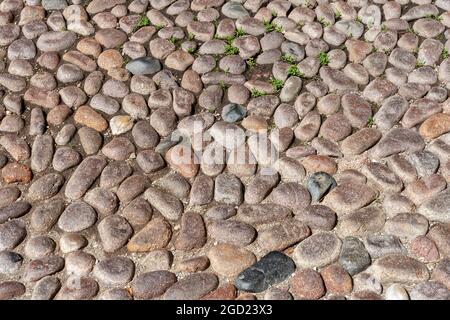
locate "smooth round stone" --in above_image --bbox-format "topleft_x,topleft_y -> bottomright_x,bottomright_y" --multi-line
293,232 -> 342,268
409,281 -> 450,300
295,205 -> 336,231
290,269 -> 325,300
0,251 -> 23,274
208,220 -> 256,246
31,276 -> 61,300
93,256 -> 135,286
338,237 -> 371,276
65,251 -> 96,276
98,288 -> 132,300
221,103 -> 246,123
257,220 -> 310,252
174,212 -> 206,250
163,273 -> 219,300
126,57 -> 161,75
37,31 -> 76,52
270,182 -> 311,211
208,243 -> 256,277
385,284 -> 409,300
55,276 -> 99,300
97,215 -> 132,252
0,220 -> 27,251
371,254 -> 429,284
235,251 -> 295,293
57,201 -> 97,233
306,172 -> 337,202
222,1 -> 249,19
0,281 -> 26,300
0,201 -> 31,224
132,271 -> 177,299
59,233 -> 87,254
24,236 -> 56,259
23,255 -> 65,282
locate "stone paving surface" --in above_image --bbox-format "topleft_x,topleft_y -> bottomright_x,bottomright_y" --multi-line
1,0 -> 450,300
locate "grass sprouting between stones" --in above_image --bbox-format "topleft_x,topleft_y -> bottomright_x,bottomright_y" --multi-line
416,59 -> 425,68
367,116 -> 375,128
442,48 -> 449,59
287,65 -> 304,78
269,77 -> 284,92
251,89 -> 266,97
319,52 -> 329,66
263,20 -> 283,33
224,44 -> 239,55
281,54 -> 296,65
246,58 -> 256,69
154,24 -> 163,31
235,28 -> 246,37
133,15 -> 150,32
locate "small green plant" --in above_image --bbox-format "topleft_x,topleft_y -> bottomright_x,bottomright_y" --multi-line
381,24 -> 387,32
251,89 -> 266,97
367,117 -> 374,128
426,14 -> 442,21
334,10 -> 341,19
269,77 -> 283,92
218,80 -> 227,90
271,11 -> 277,17
319,52 -> 329,66
123,56 -> 131,66
154,24 -> 163,31
246,57 -> 256,69
443,48 -> 449,59
264,20 -> 281,33
235,28 -> 245,37
188,32 -> 195,40
416,59 -> 425,68
224,44 -> 239,55
187,47 -> 196,54
134,15 -> 150,31
169,36 -> 177,44
281,54 -> 296,65
287,65 -> 303,77
318,17 -> 331,28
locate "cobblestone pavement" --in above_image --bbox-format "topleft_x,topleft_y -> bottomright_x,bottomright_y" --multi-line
1,0 -> 450,300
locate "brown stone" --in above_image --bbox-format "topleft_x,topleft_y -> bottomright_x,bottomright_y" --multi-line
165,145 -> 199,178
302,155 -> 337,174
2,163 -> 32,183
127,218 -> 172,252
201,284 -> 237,300
290,269 -> 325,300
419,113 -> 450,140
320,264 -> 353,296
74,106 -> 108,132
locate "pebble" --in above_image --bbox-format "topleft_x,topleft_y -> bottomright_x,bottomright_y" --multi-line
0,251 -> 23,275
235,251 -> 295,293
132,271 -> 177,299
293,231 -> 342,268
208,243 -> 256,277
163,273 -> 219,300
0,281 -> 26,300
127,217 -> 172,252
306,172 -> 336,202
31,277 -> 61,300
93,256 -> 135,286
290,269 -> 325,300
98,215 -> 133,253
23,255 -> 64,282
371,254 -> 429,284
55,276 -> 99,300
